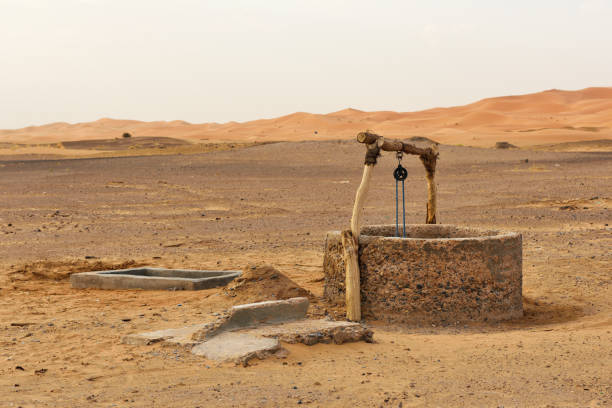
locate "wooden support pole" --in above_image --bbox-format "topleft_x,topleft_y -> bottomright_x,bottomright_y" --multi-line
350,164 -> 374,239
421,144 -> 438,224
341,229 -> 361,321
344,140 -> 381,321
357,131 -> 439,224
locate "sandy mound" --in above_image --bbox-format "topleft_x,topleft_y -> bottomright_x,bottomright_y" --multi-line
8,259 -> 143,282
222,264 -> 313,304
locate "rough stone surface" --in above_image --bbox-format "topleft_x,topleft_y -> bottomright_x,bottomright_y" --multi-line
249,319 -> 374,345
191,297 -> 309,341
191,332 -> 281,364
70,267 -> 241,290
323,224 -> 523,325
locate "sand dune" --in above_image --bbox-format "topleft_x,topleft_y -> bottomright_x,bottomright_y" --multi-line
1,87 -> 611,147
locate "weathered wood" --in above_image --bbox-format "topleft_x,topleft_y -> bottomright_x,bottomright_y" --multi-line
341,229 -> 361,321
357,131 -> 436,158
350,163 -> 374,239
357,131 -> 439,224
425,170 -> 437,224
344,142 -> 380,322
422,144 -> 438,224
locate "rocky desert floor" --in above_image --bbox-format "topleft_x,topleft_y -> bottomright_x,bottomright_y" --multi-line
0,140 -> 610,407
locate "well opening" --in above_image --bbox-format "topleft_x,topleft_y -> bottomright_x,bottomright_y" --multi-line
360,224 -> 502,240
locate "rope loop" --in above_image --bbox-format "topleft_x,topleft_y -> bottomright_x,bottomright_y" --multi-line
364,143 -> 381,165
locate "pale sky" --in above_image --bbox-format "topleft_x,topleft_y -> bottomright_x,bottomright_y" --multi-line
1,0 -> 611,129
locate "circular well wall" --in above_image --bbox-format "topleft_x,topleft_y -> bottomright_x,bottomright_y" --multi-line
323,224 -> 523,325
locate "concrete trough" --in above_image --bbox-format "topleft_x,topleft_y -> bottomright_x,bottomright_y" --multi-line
70,267 -> 241,290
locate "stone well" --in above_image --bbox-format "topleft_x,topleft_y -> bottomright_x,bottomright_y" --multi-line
323,224 -> 522,325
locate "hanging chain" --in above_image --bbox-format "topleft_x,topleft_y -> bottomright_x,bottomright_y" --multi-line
393,151 -> 407,237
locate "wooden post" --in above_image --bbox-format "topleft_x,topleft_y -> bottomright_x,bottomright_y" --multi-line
421,143 -> 438,224
350,164 -> 374,239
425,172 -> 437,224
344,140 -> 381,321
342,229 -> 361,321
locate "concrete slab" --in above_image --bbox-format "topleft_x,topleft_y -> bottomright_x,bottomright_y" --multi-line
190,332 -> 281,364
122,323 -> 209,347
71,267 -> 241,290
122,298 -> 372,365
192,297 -> 309,341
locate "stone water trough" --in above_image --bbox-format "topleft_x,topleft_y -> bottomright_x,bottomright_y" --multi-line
323,224 -> 523,325
71,267 -> 241,290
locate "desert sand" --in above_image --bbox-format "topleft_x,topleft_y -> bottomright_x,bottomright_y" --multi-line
2,87 -> 612,148
0,136 -> 610,406
0,87 -> 611,407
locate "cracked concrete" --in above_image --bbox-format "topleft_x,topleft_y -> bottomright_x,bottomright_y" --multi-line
122,297 -> 373,365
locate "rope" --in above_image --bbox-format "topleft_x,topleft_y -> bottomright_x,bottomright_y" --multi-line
395,178 -> 406,237
393,152 -> 408,237
395,178 -> 399,237
402,177 -> 406,237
